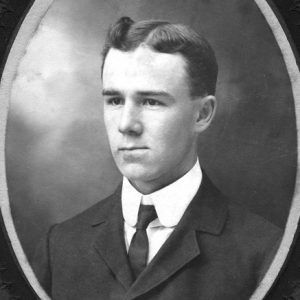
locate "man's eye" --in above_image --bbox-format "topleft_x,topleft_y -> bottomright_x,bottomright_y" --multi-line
107,98 -> 123,106
143,98 -> 162,106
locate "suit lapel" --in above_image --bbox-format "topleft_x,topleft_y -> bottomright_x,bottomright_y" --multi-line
125,172 -> 228,300
92,185 -> 134,290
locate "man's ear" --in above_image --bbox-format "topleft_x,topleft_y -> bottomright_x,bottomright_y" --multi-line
194,95 -> 217,133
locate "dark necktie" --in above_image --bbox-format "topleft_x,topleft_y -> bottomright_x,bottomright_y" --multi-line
128,204 -> 157,280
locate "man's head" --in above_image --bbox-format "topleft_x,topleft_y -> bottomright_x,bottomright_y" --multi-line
101,17 -> 218,193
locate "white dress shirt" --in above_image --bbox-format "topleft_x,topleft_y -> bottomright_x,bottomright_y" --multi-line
122,159 -> 202,263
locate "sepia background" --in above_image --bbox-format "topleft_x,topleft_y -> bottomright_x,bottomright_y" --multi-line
5,0 -> 297,262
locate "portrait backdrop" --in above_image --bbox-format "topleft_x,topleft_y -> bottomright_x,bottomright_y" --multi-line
5,0 -> 296,262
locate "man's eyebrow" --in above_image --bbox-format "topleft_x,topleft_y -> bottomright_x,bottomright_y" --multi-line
102,89 -> 121,96
136,91 -> 174,100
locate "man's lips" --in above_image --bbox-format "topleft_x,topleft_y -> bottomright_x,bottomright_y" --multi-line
118,147 -> 149,159
118,147 -> 148,151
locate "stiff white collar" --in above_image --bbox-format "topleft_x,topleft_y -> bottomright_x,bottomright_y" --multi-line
122,159 -> 202,228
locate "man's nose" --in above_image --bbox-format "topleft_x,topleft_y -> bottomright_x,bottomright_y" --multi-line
118,102 -> 143,135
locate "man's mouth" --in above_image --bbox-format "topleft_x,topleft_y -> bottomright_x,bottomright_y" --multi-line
118,147 -> 148,151
118,147 -> 149,160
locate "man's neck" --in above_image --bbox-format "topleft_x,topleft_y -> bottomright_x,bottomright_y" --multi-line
128,157 -> 198,195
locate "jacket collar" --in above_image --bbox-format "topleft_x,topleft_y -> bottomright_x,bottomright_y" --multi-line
92,183 -> 134,289
179,170 -> 228,234
90,183 -> 122,227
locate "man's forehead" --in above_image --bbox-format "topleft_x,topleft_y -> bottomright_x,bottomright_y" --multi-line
102,46 -> 187,83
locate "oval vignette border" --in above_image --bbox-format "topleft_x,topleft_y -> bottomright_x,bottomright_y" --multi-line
0,0 -> 299,299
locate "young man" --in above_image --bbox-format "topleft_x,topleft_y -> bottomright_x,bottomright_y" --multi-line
33,17 -> 281,300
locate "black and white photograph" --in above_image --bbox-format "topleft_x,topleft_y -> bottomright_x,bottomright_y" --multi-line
0,0 -> 299,299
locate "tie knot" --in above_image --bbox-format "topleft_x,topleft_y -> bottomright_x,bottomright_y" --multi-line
136,205 -> 157,229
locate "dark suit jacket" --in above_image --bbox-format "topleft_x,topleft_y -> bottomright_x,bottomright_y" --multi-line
33,173 -> 282,300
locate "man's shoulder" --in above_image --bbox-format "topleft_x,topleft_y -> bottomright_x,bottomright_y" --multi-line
228,202 -> 282,233
226,202 -> 282,251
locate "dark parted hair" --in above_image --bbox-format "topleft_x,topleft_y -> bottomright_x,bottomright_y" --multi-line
101,17 -> 218,97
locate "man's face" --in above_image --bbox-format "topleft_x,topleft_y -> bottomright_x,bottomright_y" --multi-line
102,46 -> 203,191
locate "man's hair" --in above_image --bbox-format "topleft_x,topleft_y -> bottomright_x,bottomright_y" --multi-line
101,17 -> 218,97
